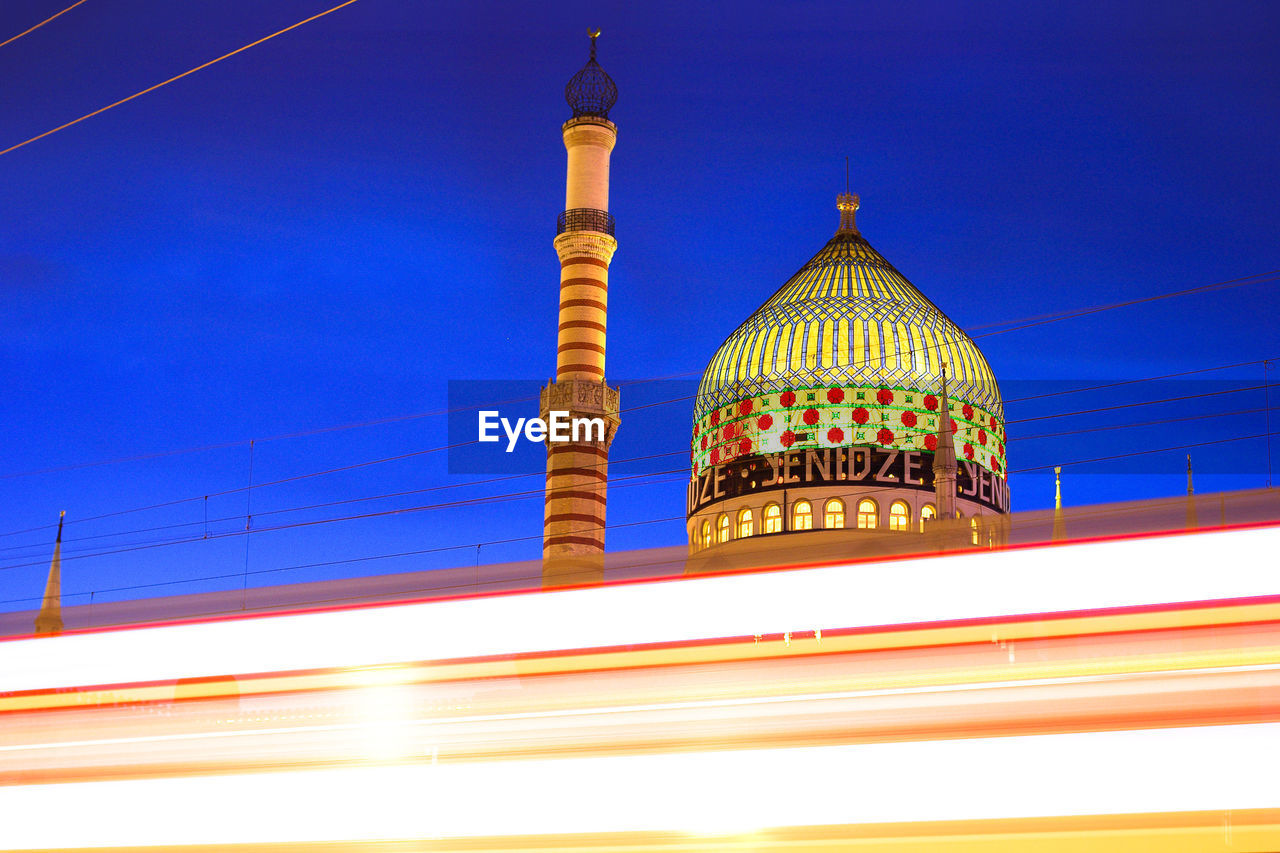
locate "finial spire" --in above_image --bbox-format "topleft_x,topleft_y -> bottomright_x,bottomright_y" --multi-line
35,511 -> 65,636
565,28 -> 617,119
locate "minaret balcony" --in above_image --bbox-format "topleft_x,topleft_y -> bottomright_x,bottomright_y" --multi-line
557,207 -> 616,237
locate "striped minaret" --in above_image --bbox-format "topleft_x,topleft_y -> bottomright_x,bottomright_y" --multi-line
542,30 -> 620,586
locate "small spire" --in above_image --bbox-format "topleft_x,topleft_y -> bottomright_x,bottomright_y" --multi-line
932,364 -> 957,519
1185,454 -> 1198,530
1052,467 -> 1066,542
35,511 -> 65,636
588,27 -> 600,60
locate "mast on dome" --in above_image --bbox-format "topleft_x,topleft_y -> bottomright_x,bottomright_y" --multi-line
932,366 -> 958,520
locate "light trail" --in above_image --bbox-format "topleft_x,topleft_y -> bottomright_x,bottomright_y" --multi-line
3,523 -> 1278,695
1,723 -> 1278,847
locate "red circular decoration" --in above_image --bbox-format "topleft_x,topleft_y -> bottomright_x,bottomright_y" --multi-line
700,435 -> 707,450
924,434 -> 938,451
992,457 -> 1002,472
924,394 -> 939,411
962,404 -> 974,420
757,413 -> 773,430
723,423 -> 735,440
826,387 -> 845,404
780,391 -> 796,407
900,410 -> 918,428
990,415 -> 998,429
710,411 -> 720,426
963,443 -> 974,459
780,430 -> 795,448
802,408 -> 820,425
827,427 -> 844,444
739,399 -> 753,415
710,448 -> 720,464
877,427 -> 895,445
739,437 -> 752,454
978,429 -> 987,445
852,407 -> 870,425
876,388 -> 894,405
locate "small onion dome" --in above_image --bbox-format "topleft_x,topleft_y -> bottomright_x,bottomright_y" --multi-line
565,29 -> 617,119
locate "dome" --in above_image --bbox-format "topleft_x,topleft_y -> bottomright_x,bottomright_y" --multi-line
691,194 -> 1007,482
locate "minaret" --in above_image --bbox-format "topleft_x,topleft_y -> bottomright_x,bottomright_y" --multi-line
932,366 -> 958,520
541,30 -> 621,586
34,511 -> 65,636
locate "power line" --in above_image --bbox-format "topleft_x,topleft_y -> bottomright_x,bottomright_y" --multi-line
3,375 -> 1274,552
0,0 -> 87,50
1002,356 -> 1278,404
0,0 -> 364,159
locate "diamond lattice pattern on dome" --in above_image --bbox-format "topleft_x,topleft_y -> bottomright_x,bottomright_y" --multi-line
695,230 -> 1003,423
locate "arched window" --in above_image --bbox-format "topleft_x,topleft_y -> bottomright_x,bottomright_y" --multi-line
919,504 -> 936,531
824,498 -> 845,529
856,498 -> 879,529
889,501 -> 910,531
763,503 -> 782,534
717,513 -> 730,544
737,508 -> 754,538
970,516 -> 980,546
699,520 -> 711,550
792,499 -> 813,531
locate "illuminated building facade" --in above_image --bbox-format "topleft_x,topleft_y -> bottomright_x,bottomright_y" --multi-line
541,32 -> 621,585
688,192 -> 1008,555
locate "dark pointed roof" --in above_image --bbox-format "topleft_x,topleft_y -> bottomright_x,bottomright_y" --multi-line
565,29 -> 617,119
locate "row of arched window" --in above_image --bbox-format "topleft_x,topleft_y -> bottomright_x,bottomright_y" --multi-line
694,497 -> 940,550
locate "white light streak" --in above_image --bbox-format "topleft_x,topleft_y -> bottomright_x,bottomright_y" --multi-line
2,524 -> 1275,694
1,723 -> 1276,847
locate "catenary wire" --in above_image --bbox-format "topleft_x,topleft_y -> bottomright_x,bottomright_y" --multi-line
0,0 -> 363,159
0,0 -> 87,49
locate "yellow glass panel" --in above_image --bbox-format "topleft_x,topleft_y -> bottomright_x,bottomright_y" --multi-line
789,322 -> 804,373
835,318 -> 850,367
868,320 -> 882,368
775,324 -> 794,373
908,324 -> 928,375
881,321 -> 897,371
759,325 -> 781,377
852,320 -> 866,369
804,321 -> 819,370
746,325 -> 767,379
820,318 -> 835,368
896,322 -> 913,373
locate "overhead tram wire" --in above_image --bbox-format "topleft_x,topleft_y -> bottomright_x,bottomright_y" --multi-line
5,408 -> 1278,576
0,0 -> 88,49
7,420 -> 1280,610
0,467 -> 694,574
0,0 -> 364,159
5,371 -> 1274,545
2,271 -> 1275,540
1,262 -> 1274,489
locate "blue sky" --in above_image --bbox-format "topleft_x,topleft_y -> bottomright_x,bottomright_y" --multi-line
0,0 -> 1276,612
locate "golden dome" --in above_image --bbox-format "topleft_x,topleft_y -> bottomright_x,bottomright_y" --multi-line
692,196 -> 1006,479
